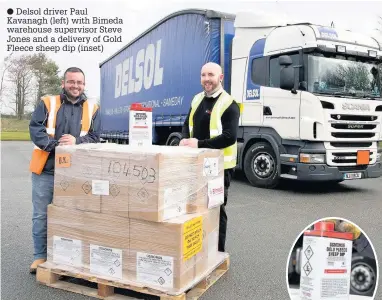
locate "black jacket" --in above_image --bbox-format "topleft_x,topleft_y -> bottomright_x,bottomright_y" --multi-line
181,92 -> 240,149
29,91 -> 101,175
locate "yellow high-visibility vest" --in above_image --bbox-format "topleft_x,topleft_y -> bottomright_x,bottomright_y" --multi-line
189,90 -> 237,169
29,95 -> 98,175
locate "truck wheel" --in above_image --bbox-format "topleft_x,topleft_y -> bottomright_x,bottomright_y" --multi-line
244,142 -> 279,188
168,136 -> 181,146
350,256 -> 377,296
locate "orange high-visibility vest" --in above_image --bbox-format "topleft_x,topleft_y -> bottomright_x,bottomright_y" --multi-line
29,95 -> 98,175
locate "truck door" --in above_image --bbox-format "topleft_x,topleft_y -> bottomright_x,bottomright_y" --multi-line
262,51 -> 302,139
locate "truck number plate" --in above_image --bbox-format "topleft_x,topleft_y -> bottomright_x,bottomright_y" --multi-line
343,173 -> 362,180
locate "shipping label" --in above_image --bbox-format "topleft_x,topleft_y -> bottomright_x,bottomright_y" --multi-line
203,157 -> 219,176
136,252 -> 174,288
55,153 -> 71,168
53,236 -> 82,267
207,176 -> 224,208
90,245 -> 123,279
163,185 -> 188,220
92,180 -> 110,195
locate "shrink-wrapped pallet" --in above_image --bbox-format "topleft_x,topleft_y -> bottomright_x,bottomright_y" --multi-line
46,205 -> 221,293
53,144 -> 224,222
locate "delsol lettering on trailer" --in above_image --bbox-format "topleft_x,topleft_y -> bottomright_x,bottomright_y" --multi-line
100,13 -> 224,134
114,39 -> 164,98
245,38 -> 265,101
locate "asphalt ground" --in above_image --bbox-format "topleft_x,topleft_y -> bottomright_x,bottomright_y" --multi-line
2,141 -> 382,300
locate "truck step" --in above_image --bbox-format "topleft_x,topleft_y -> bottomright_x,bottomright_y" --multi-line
280,174 -> 298,179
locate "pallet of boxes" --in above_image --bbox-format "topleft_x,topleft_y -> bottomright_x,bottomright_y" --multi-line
36,143 -> 230,300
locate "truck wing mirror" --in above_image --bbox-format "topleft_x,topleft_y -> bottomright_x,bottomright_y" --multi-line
279,55 -> 293,66
280,66 -> 295,91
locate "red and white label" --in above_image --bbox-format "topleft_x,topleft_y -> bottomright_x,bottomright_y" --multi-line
299,235 -> 352,300
207,176 -> 224,208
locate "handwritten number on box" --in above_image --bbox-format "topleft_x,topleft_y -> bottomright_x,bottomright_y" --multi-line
107,161 -> 156,183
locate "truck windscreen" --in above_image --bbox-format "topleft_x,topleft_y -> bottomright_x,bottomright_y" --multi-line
307,53 -> 381,100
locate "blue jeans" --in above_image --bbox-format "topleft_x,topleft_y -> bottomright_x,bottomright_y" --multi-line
32,172 -> 54,260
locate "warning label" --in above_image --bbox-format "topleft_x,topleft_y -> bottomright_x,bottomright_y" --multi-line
299,235 -> 352,300
53,236 -> 82,267
90,245 -> 123,279
304,245 -> 314,260
303,261 -> 313,276
183,216 -> 203,261
136,252 -> 174,288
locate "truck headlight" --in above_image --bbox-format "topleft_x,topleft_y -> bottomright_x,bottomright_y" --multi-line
300,153 -> 325,164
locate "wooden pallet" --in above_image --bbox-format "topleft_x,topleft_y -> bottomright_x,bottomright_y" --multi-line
36,256 -> 230,300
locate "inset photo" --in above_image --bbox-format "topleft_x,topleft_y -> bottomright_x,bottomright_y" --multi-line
287,218 -> 379,300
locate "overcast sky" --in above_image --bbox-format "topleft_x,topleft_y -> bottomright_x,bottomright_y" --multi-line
1,0 -> 382,113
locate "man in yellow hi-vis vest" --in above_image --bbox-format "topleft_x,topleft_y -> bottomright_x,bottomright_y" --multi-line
28,67 -> 100,273
180,62 -> 240,252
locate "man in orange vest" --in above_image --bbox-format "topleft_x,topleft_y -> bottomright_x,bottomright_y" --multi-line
28,67 -> 100,273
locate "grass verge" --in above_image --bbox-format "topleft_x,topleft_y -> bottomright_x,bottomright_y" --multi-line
1,131 -> 30,141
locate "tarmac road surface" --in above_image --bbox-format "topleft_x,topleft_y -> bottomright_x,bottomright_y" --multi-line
2,141 -> 381,300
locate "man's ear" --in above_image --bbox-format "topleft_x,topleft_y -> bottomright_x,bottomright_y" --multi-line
61,80 -> 65,89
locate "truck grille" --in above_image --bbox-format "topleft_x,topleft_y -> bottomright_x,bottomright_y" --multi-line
330,142 -> 373,148
331,132 -> 376,138
330,114 -> 378,121
325,142 -> 378,166
331,124 -> 376,130
328,113 -> 380,140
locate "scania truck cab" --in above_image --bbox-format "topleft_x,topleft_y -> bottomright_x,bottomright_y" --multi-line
232,12 -> 382,188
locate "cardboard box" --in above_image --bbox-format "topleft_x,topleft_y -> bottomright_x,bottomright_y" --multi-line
47,205 -> 130,281
53,144 -> 224,222
99,146 -> 132,218
129,213 -> 205,290
53,144 -> 104,213
186,148 -> 225,214
47,204 -> 86,271
195,207 -> 220,277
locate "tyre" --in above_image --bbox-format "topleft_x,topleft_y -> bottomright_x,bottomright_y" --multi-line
168,136 -> 181,146
350,256 -> 377,296
244,142 -> 280,188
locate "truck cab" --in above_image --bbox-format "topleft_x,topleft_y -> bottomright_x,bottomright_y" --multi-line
231,12 -> 382,188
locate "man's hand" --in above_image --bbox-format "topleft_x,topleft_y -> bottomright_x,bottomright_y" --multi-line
59,134 -> 76,146
186,138 -> 198,148
179,139 -> 188,146
179,138 -> 198,148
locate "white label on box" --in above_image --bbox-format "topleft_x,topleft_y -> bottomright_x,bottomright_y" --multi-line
203,158 -> 219,176
163,186 -> 188,220
136,252 -> 174,289
90,245 -> 123,279
207,177 -> 224,208
53,236 -> 82,267
92,180 -> 109,195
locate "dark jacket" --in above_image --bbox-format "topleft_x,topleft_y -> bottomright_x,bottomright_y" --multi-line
181,92 -> 240,149
29,91 -> 101,175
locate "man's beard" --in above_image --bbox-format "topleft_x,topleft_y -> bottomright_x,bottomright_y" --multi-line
204,82 -> 221,96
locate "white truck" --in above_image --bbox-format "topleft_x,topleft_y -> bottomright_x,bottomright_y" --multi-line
100,9 -> 382,188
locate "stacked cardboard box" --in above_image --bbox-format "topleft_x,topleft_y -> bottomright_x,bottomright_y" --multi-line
47,143 -> 225,293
